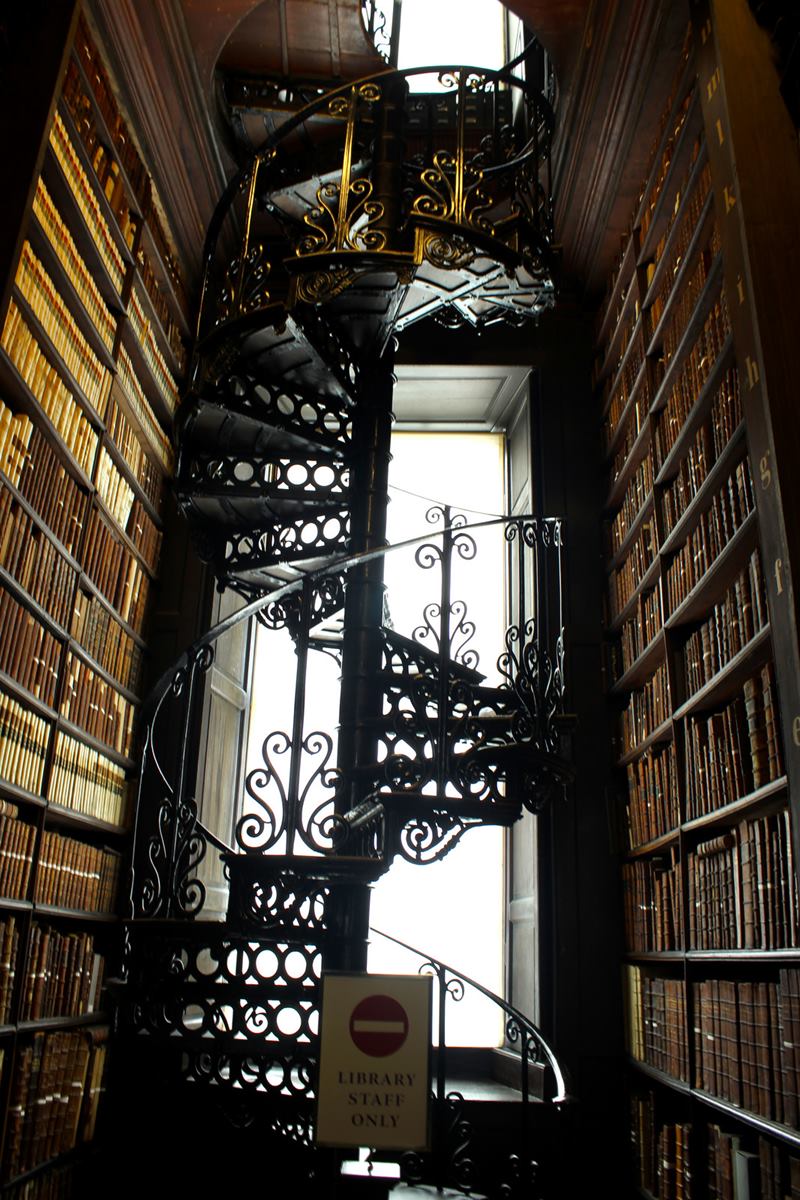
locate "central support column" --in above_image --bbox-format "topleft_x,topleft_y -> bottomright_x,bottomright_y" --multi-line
330,340 -> 395,970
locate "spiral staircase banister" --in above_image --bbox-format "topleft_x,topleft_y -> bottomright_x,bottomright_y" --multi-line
130,509 -> 567,923
138,512 -> 561,726
188,58 -> 555,358
371,926 -> 571,1106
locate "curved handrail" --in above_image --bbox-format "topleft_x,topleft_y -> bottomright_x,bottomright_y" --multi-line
133,509 -> 564,913
140,511 -> 562,726
192,60 -> 555,350
371,926 -> 570,1106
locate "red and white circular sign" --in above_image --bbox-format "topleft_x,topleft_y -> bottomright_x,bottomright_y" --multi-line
349,993 -> 409,1057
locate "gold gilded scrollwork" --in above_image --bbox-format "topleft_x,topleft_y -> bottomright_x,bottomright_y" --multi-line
215,245 -> 272,325
297,178 -> 386,257
327,80 -> 381,118
410,152 -> 492,235
420,232 -> 476,271
295,268 -> 358,305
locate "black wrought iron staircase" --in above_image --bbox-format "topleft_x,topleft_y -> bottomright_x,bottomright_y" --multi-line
115,45 -> 572,1200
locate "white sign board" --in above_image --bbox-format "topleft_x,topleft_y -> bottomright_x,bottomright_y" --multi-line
316,972 -> 432,1149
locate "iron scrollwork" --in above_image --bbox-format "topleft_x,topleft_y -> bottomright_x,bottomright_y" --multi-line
237,729 -> 346,857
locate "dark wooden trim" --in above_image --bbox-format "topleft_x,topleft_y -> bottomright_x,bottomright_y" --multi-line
0,2 -> 79,322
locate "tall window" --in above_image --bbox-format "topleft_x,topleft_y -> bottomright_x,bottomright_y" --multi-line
374,0 -> 520,89
368,431 -> 507,1047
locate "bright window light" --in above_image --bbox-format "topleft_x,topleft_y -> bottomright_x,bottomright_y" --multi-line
246,431 -> 508,1047
390,0 -> 506,91
368,432 -> 507,1047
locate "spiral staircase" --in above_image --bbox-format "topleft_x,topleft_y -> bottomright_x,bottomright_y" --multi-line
115,34 -> 573,1199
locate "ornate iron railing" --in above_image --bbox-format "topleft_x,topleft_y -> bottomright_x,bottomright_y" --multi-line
190,59 -> 555,369
361,0 -> 399,65
370,927 -> 570,1195
130,511 -> 567,923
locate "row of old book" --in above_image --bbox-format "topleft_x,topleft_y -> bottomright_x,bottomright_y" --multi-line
0,661 -> 132,823
61,54 -> 139,253
3,424 -> 88,560
623,807 -> 798,953
0,346 -> 160,594
94,446 -> 135,531
664,456 -> 755,615
0,587 -> 61,709
106,397 -> 163,512
81,506 -> 150,634
625,965 -> 689,1081
660,365 -> 742,540
116,346 -> 174,472
70,11 -> 184,325
0,808 -> 121,914
125,497 -> 162,575
3,1026 -> 108,1181
661,222 -> 721,365
640,83 -> 697,260
620,660 -> 671,756
20,924 -> 104,1023
0,484 -> 79,628
631,1092 -> 800,1200
626,968 -> 800,1130
49,730 -> 130,828
603,323 -> 645,451
682,550 -> 768,699
0,915 -> 105,1025
654,292 -> 732,473
609,375 -> 651,488
630,1093 -> 691,1200
645,157 -> 712,339
72,13 -> 188,346
36,831 -> 120,915
48,109 -> 126,295
71,589 -> 143,695
60,651 -> 135,758
694,971 -> 800,1128
623,847 -> 682,954
608,515 -> 656,621
15,244 -> 111,421
1,302 -> 98,478
31,176 -> 116,354
609,452 -> 653,558
2,254 -> 168,580
127,284 -> 180,415
708,1124 -> 800,1200
685,665 -> 783,820
0,693 -> 48,797
688,810 -> 799,950
63,35 -> 183,414
623,668 -> 782,850
625,740 -> 680,848
610,584 -> 661,682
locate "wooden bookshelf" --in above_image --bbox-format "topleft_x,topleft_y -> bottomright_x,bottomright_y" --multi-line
598,16 -> 800,1196
0,11 -> 186,1189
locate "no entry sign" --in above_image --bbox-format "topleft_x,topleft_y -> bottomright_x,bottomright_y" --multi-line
349,994 -> 409,1057
316,973 -> 432,1150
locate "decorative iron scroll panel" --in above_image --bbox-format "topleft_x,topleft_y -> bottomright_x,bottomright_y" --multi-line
131,513 -> 564,921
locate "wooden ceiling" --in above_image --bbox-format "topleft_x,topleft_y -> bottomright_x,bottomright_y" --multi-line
90,0 -> 689,305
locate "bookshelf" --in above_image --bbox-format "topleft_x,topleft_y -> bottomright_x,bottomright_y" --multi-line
597,14 -> 800,1198
0,10 -> 187,1194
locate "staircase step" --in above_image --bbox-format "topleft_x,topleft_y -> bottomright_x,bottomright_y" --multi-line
184,493 -> 350,527
231,315 -> 359,401
383,629 -> 485,684
181,399 -> 350,460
